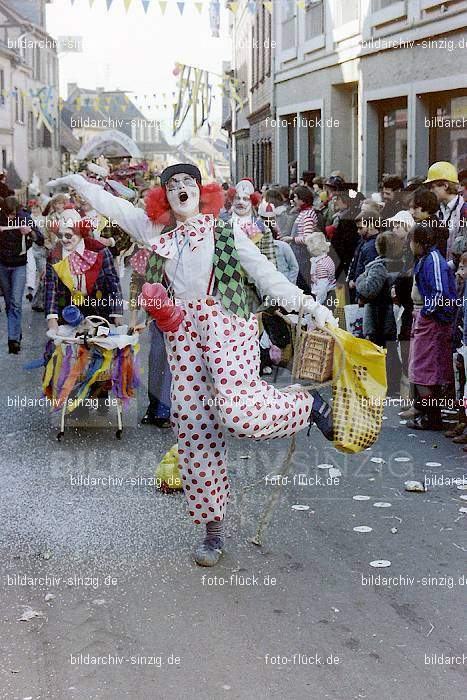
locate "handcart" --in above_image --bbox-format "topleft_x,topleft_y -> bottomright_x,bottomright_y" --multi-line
42,316 -> 140,441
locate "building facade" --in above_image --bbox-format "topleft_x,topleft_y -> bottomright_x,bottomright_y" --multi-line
230,0 -> 274,187
273,0 -> 467,191
0,0 -> 60,194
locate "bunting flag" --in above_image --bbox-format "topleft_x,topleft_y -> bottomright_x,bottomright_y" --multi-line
61,0 -> 314,14
173,63 -> 212,136
30,86 -> 56,133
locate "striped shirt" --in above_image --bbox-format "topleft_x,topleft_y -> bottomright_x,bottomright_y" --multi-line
310,253 -> 336,286
293,206 -> 318,241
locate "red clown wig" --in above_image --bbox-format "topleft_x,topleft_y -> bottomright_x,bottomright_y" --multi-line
145,182 -> 225,226
224,178 -> 261,209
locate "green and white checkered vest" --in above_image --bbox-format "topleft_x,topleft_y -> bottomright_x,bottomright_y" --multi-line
144,218 -> 251,319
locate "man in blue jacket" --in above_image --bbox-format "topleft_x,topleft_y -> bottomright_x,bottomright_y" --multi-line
0,196 -> 43,353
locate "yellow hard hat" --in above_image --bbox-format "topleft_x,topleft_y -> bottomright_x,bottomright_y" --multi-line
424,161 -> 459,184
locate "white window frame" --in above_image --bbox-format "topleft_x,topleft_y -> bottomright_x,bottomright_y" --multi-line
370,0 -> 407,27
280,0 -> 298,62
332,0 -> 360,42
420,0 -> 449,9
303,0 -> 325,54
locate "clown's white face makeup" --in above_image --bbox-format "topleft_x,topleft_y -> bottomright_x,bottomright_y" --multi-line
166,173 -> 200,221
60,230 -> 82,252
233,193 -> 252,217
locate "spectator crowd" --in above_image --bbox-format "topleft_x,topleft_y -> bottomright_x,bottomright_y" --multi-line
0,159 -> 466,451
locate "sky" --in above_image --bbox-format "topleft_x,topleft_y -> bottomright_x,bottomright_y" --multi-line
46,0 -> 232,141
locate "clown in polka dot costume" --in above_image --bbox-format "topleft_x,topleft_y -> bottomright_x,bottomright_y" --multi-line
48,164 -> 336,567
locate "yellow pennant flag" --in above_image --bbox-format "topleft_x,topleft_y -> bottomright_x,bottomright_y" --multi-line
194,1 -> 203,12
297,0 -> 306,9
123,0 -> 132,11
89,0 -> 95,7
229,1 -> 239,13
263,1 -> 272,13
159,0 -> 167,13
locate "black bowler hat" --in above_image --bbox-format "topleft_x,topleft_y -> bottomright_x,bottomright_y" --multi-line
160,163 -> 202,187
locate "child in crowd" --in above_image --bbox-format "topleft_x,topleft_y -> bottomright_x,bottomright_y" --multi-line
406,225 -> 458,430
445,252 -> 467,445
409,188 -> 448,258
306,231 -> 336,306
355,232 -> 401,394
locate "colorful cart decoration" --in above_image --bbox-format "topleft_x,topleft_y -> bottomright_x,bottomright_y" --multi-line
42,315 -> 140,441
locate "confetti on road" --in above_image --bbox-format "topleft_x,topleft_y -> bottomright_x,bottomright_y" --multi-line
370,457 -> 385,464
370,560 -> 391,568
353,526 -> 372,533
291,504 -> 310,511
399,420 -> 407,425
353,495 -> 371,501
18,607 -> 45,622
394,457 -> 411,462
373,502 -> 392,508
316,463 -> 334,470
328,467 -> 341,478
425,462 -> 441,467
459,507 -> 467,514
404,481 -> 426,492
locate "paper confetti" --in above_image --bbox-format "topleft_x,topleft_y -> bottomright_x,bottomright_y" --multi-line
370,560 -> 391,568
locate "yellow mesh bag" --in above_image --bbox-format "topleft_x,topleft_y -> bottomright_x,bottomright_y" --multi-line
331,327 -> 387,454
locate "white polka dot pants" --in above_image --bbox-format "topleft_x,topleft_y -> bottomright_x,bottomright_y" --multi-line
166,299 -> 313,525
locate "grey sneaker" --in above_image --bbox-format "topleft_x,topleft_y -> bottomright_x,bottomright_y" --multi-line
193,537 -> 224,567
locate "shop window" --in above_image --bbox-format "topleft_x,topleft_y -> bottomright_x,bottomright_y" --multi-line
377,97 -> 408,181
428,90 -> 467,174
303,110 -> 321,175
286,115 -> 297,184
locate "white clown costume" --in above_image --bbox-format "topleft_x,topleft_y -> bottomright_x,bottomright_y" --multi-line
48,165 -> 336,566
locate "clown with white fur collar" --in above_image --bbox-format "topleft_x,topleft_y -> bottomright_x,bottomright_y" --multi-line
48,164 -> 336,567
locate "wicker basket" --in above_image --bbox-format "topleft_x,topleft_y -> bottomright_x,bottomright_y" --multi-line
295,328 -> 335,382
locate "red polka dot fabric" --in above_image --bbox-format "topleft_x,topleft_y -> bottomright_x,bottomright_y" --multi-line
166,299 -> 314,524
